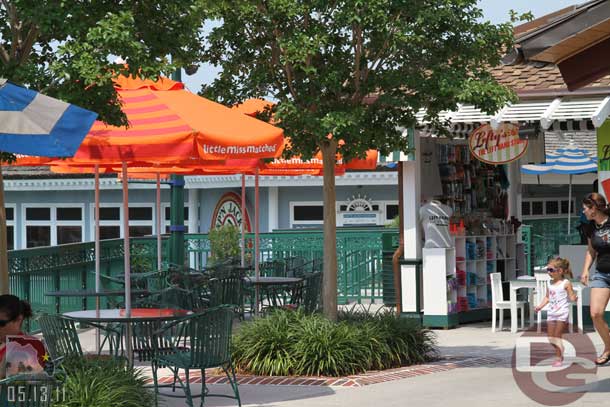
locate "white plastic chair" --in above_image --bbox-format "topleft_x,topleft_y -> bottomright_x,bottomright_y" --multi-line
534,272 -> 574,333
490,272 -> 525,332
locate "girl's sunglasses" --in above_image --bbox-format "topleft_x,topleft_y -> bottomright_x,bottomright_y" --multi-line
547,267 -> 559,274
0,318 -> 15,327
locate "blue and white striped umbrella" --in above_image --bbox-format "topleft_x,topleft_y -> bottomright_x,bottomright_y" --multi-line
521,145 -> 597,175
0,79 -> 97,295
521,143 -> 597,234
0,79 -> 97,157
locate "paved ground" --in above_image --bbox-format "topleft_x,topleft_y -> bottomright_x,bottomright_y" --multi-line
77,321 -> 610,406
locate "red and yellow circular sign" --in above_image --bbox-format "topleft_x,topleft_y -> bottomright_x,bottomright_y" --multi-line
469,123 -> 528,164
211,192 -> 251,231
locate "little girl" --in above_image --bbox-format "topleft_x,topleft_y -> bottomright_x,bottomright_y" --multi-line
535,257 -> 578,367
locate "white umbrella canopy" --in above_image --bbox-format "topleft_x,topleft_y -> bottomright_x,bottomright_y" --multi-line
521,143 -> 597,235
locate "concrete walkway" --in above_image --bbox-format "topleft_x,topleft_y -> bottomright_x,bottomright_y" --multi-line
78,321 -> 610,406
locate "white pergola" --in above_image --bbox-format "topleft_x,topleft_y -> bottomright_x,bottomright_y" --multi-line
416,96 -> 610,131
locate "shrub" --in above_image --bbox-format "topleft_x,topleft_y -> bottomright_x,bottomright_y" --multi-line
340,305 -> 438,367
232,310 -> 298,376
232,308 -> 437,377
54,356 -> 154,407
130,243 -> 154,273
291,314 -> 371,376
208,225 -> 240,265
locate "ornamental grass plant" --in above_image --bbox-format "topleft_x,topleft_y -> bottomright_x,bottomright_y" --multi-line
54,356 -> 154,407
232,307 -> 437,377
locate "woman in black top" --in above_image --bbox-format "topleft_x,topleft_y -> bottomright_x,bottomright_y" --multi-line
581,193 -> 610,365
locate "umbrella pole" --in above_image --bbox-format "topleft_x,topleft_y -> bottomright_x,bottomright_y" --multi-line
156,173 -> 162,272
0,165 -> 9,294
568,174 -> 572,237
122,162 -> 133,364
95,165 -> 101,351
241,173 -> 246,268
255,168 -> 260,315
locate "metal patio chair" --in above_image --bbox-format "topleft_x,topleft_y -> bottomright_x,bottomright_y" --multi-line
208,274 -> 244,319
38,314 -> 122,361
302,271 -> 323,314
151,306 -> 240,407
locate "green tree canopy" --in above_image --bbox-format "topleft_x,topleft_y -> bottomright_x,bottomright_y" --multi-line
202,0 -> 518,320
202,0 -> 516,161
0,0 -> 206,294
0,0 -> 206,126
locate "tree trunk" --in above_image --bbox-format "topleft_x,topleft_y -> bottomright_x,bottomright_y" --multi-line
320,140 -> 338,321
0,165 -> 9,294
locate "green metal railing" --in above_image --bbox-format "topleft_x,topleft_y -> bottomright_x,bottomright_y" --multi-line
8,237 -> 165,332
185,229 -> 398,304
523,218 -> 581,272
8,229 -> 397,331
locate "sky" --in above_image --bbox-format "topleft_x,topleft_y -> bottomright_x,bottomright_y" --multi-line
182,0 -> 582,93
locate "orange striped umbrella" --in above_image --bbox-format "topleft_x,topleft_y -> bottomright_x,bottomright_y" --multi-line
22,76 -> 284,166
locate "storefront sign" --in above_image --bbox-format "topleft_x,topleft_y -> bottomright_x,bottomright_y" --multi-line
339,212 -> 380,226
211,192 -> 251,231
468,123 -> 528,164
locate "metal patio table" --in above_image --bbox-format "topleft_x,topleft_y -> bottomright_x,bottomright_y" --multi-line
47,289 -> 151,357
244,276 -> 303,312
63,308 -> 191,364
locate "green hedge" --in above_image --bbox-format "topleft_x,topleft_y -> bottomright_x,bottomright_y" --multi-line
232,308 -> 437,377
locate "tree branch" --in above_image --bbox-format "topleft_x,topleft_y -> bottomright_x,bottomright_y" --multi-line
256,0 -> 298,99
0,45 -> 9,65
242,23 -> 290,99
0,0 -> 10,64
18,24 -> 38,66
3,0 -> 21,60
358,13 -> 402,98
352,23 -> 362,102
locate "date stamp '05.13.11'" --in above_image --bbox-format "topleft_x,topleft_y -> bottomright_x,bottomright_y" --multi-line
5,384 -> 66,404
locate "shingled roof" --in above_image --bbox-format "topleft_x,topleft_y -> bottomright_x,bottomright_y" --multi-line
494,2 -> 610,94
490,61 -> 610,93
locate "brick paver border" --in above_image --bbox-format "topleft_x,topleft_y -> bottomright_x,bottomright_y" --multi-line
151,355 -> 502,388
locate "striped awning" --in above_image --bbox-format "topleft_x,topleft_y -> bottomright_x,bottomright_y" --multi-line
521,144 -> 597,175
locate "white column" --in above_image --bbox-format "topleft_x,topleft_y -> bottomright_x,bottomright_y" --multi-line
401,130 -> 422,314
268,186 -> 279,232
187,189 -> 199,233
508,161 -> 523,241
187,188 -> 199,268
507,161 -> 521,220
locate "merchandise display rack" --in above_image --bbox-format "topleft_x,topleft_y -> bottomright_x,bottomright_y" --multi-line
452,234 -> 517,311
423,233 -> 518,328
